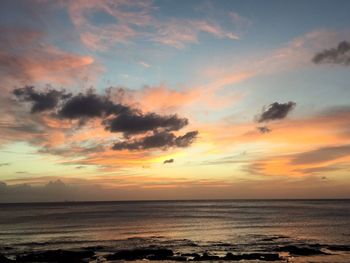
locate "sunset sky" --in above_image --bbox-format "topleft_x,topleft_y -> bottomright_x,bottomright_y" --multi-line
1,0 -> 350,202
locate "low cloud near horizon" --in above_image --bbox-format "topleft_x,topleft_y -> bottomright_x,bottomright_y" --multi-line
1,176 -> 349,202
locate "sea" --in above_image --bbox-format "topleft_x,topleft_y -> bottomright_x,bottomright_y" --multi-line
0,200 -> 349,262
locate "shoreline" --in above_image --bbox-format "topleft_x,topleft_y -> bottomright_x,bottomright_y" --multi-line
1,237 -> 350,262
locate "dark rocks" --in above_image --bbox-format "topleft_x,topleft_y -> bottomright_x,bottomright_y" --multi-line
274,245 -> 328,256
169,256 -> 188,261
260,253 -> 282,261
193,252 -> 220,261
327,245 -> 350,251
223,252 -> 280,261
16,250 -> 94,262
105,248 -> 174,261
82,245 -> 105,251
148,255 -> 187,261
0,247 -> 13,251
223,252 -> 236,260
6,241 -> 348,263
0,254 -> 14,263
191,252 -> 281,261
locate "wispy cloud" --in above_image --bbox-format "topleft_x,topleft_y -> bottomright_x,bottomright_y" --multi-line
65,0 -> 238,50
138,61 -> 151,68
291,144 -> 350,165
152,19 -> 238,49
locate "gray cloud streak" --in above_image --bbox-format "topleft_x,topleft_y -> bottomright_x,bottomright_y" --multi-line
256,102 -> 296,123
312,41 -> 350,66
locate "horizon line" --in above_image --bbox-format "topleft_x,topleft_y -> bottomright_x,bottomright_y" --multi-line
0,198 -> 349,205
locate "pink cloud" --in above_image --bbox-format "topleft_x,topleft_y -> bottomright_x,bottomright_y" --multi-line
152,19 -> 238,49
105,70 -> 252,114
0,27 -> 101,89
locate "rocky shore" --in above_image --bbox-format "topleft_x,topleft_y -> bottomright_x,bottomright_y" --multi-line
1,241 -> 350,262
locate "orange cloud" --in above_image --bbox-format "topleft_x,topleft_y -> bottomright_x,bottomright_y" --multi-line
132,84 -> 199,112
108,71 -> 253,115
185,105 -> 350,179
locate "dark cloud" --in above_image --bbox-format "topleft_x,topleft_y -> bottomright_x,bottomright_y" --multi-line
13,86 -> 70,113
312,41 -> 350,66
113,131 -> 198,151
163,158 -> 174,164
58,92 -> 131,119
13,86 -> 197,151
113,132 -> 176,150
256,101 -> 296,123
291,144 -> 350,165
174,131 -> 198,147
104,112 -> 188,136
59,91 -> 189,136
257,126 -> 271,134
0,163 -> 10,167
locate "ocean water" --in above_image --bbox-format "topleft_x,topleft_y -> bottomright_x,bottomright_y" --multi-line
0,200 -> 349,262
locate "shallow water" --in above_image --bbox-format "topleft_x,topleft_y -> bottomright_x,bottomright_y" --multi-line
0,200 -> 349,262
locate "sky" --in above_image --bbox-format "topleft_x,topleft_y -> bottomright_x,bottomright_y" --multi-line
1,0 -> 350,202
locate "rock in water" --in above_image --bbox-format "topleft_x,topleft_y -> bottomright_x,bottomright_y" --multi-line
0,254 -> 14,263
105,248 -> 174,260
16,250 -> 94,262
223,252 -> 280,261
274,245 -> 328,256
327,245 -> 350,251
